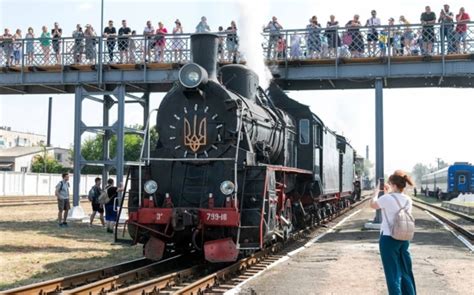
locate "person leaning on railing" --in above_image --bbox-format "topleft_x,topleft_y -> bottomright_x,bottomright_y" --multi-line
265,16 -> 283,60
51,22 -> 62,65
226,20 -> 239,63
129,30 -> 137,64
84,24 -> 97,65
103,20 -> 117,63
2,28 -> 14,67
455,7 -> 471,54
326,15 -> 341,58
420,6 -> 437,56
39,26 -> 51,65
143,20 -> 155,62
438,4 -> 456,54
118,20 -> 132,64
25,28 -> 35,65
345,14 -> 364,58
171,19 -> 184,63
399,16 -> 414,56
306,16 -> 322,59
72,24 -> 84,64
366,10 -> 381,57
387,18 -> 403,57
154,22 -> 167,63
218,26 -> 225,61
195,16 -> 211,33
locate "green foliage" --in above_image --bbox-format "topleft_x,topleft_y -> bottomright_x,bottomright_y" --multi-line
31,146 -> 66,173
78,125 -> 158,175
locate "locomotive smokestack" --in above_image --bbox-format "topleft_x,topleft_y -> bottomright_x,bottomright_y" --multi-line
191,33 -> 218,81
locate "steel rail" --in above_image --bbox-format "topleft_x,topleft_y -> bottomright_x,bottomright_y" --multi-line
110,266 -> 200,295
0,201 -> 58,207
412,198 -> 474,222
413,201 -> 474,241
63,255 -> 185,294
3,258 -> 153,294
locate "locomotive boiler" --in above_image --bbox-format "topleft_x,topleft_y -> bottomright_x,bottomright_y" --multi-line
126,33 -> 355,263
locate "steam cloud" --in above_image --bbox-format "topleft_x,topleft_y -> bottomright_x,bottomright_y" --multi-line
237,0 -> 272,89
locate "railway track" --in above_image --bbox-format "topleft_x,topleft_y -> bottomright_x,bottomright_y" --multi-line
413,199 -> 474,242
3,257 -> 154,294
0,196 -> 54,207
4,196 -> 369,294
0,196 -> 86,207
0,200 -> 58,207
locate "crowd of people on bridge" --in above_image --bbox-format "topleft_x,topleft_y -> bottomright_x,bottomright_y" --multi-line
0,4 -> 471,66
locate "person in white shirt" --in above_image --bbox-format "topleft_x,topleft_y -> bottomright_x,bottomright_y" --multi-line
143,20 -> 155,62
369,170 -> 417,295
366,10 -> 381,57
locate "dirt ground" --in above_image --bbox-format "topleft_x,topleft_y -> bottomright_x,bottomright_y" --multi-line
0,201 -> 142,291
238,203 -> 473,295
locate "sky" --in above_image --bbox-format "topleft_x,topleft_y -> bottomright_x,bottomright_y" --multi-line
0,0 -> 473,176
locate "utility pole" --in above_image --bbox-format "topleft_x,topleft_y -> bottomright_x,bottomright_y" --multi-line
47,97 -> 52,147
436,157 -> 441,170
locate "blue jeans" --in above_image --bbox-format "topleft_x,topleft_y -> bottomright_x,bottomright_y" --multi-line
442,27 -> 455,53
379,235 -> 416,295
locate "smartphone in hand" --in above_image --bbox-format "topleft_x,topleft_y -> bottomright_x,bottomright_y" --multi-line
378,178 -> 384,190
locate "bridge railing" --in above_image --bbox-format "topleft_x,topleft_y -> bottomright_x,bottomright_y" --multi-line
0,32 -> 241,67
0,22 -> 472,68
262,21 -> 473,61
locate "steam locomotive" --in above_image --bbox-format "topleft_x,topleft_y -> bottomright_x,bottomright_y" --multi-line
126,33 -> 356,263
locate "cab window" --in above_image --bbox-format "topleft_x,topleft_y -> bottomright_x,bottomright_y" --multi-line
299,119 -> 310,145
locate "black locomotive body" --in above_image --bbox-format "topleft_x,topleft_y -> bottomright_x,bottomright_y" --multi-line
126,33 -> 355,262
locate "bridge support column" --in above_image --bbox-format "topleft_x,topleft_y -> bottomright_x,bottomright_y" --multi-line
70,86 -> 86,220
374,78 -> 384,224
365,78 -> 384,229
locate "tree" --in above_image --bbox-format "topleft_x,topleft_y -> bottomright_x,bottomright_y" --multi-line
31,146 -> 66,173
78,125 -> 158,174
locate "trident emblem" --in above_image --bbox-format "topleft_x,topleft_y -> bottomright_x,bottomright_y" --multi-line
184,115 -> 207,152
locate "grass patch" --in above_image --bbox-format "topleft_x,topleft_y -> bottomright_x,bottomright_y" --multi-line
0,202 -> 142,291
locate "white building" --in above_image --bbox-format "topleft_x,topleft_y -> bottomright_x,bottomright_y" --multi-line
0,126 -> 46,149
0,147 -> 72,172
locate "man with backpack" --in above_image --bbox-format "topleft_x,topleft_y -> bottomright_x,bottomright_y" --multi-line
55,172 -> 70,227
88,177 -> 105,227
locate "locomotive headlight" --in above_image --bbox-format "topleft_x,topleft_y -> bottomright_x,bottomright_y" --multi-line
220,181 -> 235,196
187,71 -> 200,83
179,63 -> 208,88
144,180 -> 158,194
